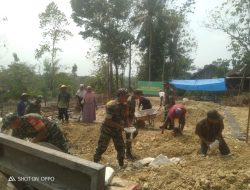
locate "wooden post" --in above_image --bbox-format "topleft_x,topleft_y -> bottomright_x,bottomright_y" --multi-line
246,103 -> 250,143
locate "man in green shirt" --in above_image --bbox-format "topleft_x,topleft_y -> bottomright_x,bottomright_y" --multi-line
57,85 -> 71,123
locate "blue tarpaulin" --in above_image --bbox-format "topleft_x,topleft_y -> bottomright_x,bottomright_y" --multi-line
169,78 -> 227,91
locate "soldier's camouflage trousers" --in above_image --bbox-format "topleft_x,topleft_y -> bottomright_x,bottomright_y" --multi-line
94,125 -> 125,162
46,123 -> 69,153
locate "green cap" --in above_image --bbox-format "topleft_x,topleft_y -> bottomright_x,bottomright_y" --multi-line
1,112 -> 18,131
116,88 -> 129,97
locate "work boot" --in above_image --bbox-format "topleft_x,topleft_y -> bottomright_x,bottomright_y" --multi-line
93,156 -> 100,163
118,159 -> 124,167
126,149 -> 136,160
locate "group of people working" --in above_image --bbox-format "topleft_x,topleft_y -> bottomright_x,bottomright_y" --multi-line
94,85 -> 230,167
2,92 -> 69,153
1,85 -> 230,167
0,84 -> 97,154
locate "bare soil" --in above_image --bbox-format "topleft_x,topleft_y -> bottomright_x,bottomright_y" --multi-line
63,97 -> 250,190
1,97 -> 250,190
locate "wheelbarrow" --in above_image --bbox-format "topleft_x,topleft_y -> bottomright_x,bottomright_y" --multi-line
134,108 -> 161,128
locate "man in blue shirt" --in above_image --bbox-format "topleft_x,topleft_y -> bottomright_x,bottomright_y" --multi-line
17,93 -> 30,116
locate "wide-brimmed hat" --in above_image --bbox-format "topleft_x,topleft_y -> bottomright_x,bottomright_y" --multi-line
60,85 -> 67,88
21,93 -> 28,97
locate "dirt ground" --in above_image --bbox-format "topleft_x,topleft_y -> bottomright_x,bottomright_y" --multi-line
62,97 -> 250,190
1,97 -> 250,190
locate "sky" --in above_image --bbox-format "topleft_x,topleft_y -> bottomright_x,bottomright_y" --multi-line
0,0 -> 232,76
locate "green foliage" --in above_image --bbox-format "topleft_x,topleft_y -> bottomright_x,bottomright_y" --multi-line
0,63 -> 42,99
71,64 -> 78,77
36,2 -> 72,96
207,0 -> 250,69
12,53 -> 20,63
132,0 -> 196,81
71,0 -> 133,94
211,58 -> 230,77
192,58 -> 230,79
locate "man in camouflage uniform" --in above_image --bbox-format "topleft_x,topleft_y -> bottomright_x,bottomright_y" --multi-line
125,89 -> 142,160
163,83 -> 175,120
93,88 -> 129,167
25,95 -> 43,114
1,112 -> 68,153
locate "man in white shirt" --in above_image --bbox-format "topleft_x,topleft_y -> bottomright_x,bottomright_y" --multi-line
159,89 -> 165,107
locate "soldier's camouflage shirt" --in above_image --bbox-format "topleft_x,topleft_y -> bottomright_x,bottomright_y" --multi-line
104,99 -> 128,126
12,113 -> 68,152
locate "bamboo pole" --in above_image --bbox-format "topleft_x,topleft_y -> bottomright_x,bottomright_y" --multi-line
246,103 -> 250,143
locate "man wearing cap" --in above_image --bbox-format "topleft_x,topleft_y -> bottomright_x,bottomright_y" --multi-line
25,95 -> 43,114
57,85 -> 71,123
94,88 -> 129,167
160,103 -> 186,136
1,112 -> 69,153
125,89 -> 142,160
75,84 -> 86,122
195,110 -> 230,156
17,93 -> 30,116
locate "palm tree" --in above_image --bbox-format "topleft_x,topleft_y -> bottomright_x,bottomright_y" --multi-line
131,0 -> 166,81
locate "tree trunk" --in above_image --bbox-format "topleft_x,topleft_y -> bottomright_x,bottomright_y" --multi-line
148,18 -> 153,81
51,33 -> 57,97
108,61 -> 111,99
129,39 -> 132,89
115,64 -> 119,91
107,61 -> 110,99
108,60 -> 113,99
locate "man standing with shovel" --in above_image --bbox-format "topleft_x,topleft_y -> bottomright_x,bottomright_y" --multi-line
125,89 -> 142,160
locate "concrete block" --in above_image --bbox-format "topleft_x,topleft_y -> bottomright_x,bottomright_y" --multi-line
105,167 -> 115,186
0,133 -> 105,190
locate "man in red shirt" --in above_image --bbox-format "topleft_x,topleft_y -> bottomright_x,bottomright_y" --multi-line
160,103 -> 186,136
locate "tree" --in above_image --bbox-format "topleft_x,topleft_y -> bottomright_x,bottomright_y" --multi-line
132,0 -> 159,81
132,0 -> 196,81
207,0 -> 250,69
71,64 -> 78,77
35,2 -> 72,96
211,58 -> 230,77
12,52 -> 20,63
0,63 -> 42,99
71,0 -> 132,97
